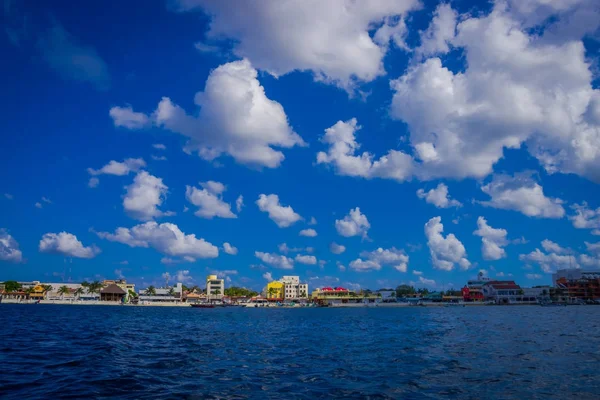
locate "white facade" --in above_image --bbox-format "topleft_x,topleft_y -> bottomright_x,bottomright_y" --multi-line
553,269 -> 600,286
280,276 -> 309,299
139,283 -> 183,302
206,275 -> 225,299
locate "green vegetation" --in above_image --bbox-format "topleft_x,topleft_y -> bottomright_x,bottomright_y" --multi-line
58,285 -> 70,298
74,287 -> 85,298
2,281 -> 22,292
145,286 -> 156,295
86,281 -> 102,294
224,287 -> 258,297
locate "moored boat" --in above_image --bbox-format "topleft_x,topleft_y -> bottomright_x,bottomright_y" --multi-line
190,303 -> 215,308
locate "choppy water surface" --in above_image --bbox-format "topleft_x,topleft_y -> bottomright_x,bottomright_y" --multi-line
1,305 -> 599,399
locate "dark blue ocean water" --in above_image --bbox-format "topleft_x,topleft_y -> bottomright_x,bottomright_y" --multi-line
1,305 -> 599,399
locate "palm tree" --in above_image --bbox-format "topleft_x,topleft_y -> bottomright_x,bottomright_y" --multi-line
74,287 -> 85,300
87,281 -> 102,295
58,285 -> 70,299
145,286 -> 156,295
42,285 -> 53,299
168,287 -> 176,297
81,281 -> 90,288
267,287 -> 277,299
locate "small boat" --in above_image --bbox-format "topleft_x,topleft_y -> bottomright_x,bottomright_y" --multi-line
191,303 -> 214,308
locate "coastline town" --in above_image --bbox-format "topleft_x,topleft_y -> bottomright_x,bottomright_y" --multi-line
1,269 -> 599,308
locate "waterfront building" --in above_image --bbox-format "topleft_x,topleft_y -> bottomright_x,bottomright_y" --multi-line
43,283 -> 84,300
266,281 -> 285,301
139,283 -> 183,303
206,275 -> 225,300
311,287 -> 380,305
100,284 -> 127,302
461,272 -> 490,302
552,269 -> 600,303
377,290 -> 397,302
103,279 -> 135,295
280,276 -> 309,299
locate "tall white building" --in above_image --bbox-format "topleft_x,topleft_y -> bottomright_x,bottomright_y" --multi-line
280,276 -> 309,299
206,275 -> 225,299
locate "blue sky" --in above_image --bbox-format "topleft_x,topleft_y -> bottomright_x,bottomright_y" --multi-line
2,0 -> 600,291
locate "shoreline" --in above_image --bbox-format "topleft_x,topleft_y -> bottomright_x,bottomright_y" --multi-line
0,299 -> 552,307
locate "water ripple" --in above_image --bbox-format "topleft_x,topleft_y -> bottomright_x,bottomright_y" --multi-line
1,305 -> 599,399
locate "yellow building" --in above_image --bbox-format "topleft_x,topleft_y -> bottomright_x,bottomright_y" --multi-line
29,285 -> 47,300
266,281 -> 284,300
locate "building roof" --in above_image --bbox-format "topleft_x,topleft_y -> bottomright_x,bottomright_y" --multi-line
485,280 -> 520,290
100,284 -> 126,295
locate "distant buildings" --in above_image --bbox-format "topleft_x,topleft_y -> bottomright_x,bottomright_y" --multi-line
265,276 -> 308,301
139,283 -> 183,303
206,275 -> 224,300
552,269 -> 600,303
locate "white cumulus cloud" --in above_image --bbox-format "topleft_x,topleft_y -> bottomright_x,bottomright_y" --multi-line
353,247 -> 409,272
335,207 -> 370,238
109,106 -> 149,129
186,181 -> 236,219
425,216 -> 470,271
299,229 -> 317,237
223,242 -> 238,255
480,173 -> 565,218
0,229 -> 23,263
295,254 -> 317,265
519,240 -> 578,273
416,183 -> 462,208
173,0 -> 420,91
256,194 -> 302,228
39,232 -> 100,259
254,251 -> 294,270
329,242 -> 346,254
97,222 -> 218,261
569,203 -> 600,234
123,171 -> 170,221
473,217 -> 509,260
116,60 -> 305,168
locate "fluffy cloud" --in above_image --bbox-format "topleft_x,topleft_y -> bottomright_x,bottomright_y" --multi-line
569,203 -> 600,234
480,173 -> 565,218
416,183 -> 462,208
519,241 -> 578,273
88,177 -> 99,188
329,242 -> 346,254
295,254 -> 317,265
417,276 -> 436,287
416,3 -> 458,57
316,119 -> 414,182
335,207 -> 370,238
223,242 -> 238,255
349,259 -> 381,272
153,143 -> 166,150
236,195 -> 244,213
256,194 -> 302,228
254,251 -> 294,269
262,272 -> 273,281
473,217 -> 509,260
109,106 -> 149,129
97,222 -> 218,260
425,217 -> 470,271
388,4 -> 600,182
88,158 -> 146,177
123,171 -> 170,221
185,181 -> 236,219
299,229 -> 317,237
354,247 -> 409,272
115,60 -> 305,168
174,0 -> 420,90
541,239 -> 570,255
0,229 -> 23,263
413,270 -> 423,276
39,232 -> 100,259
308,217 -> 317,225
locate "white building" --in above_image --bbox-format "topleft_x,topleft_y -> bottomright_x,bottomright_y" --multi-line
280,276 -> 309,299
552,269 -> 600,286
139,283 -> 183,303
206,275 -> 225,300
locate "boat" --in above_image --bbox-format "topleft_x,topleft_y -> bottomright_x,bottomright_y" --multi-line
190,303 -> 214,308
